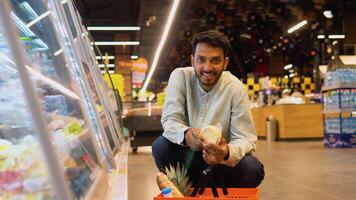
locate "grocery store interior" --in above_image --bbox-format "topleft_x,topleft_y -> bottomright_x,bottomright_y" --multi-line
0,0 -> 356,200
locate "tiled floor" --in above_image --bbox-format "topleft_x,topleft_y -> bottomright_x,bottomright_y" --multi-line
128,141 -> 356,200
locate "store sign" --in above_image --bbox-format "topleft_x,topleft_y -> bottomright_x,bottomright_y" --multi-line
131,58 -> 148,87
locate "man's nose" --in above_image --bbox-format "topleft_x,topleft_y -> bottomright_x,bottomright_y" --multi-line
203,61 -> 213,71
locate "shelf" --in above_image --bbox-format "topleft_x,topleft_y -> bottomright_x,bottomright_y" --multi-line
66,127 -> 90,149
323,108 -> 356,114
322,84 -> 356,91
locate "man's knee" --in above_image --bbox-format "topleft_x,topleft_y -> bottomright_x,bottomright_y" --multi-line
151,135 -> 169,159
238,155 -> 265,187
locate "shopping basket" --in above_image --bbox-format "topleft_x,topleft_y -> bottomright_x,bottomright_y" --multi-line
154,188 -> 259,200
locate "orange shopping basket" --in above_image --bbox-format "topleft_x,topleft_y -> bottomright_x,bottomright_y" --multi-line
154,188 -> 259,200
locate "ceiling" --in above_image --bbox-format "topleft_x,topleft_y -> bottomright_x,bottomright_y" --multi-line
74,0 -> 356,87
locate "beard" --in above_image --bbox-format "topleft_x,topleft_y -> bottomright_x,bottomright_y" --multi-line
194,66 -> 224,91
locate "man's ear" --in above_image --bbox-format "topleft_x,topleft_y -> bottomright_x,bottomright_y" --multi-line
191,54 -> 194,66
223,57 -> 229,70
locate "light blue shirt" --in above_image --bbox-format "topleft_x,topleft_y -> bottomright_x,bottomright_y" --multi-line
161,67 -> 257,166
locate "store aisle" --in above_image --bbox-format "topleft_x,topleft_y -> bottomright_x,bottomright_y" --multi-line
128,141 -> 356,200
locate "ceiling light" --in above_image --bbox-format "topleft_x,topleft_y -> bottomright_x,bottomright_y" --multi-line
323,10 -> 333,19
284,64 -> 293,70
87,26 -> 141,31
98,64 -> 115,67
317,35 -> 325,39
287,20 -> 308,34
91,41 -> 140,46
328,35 -> 345,39
141,0 -> 180,92
289,73 -> 295,78
96,56 -> 115,60
131,55 -> 138,59
101,70 -> 115,74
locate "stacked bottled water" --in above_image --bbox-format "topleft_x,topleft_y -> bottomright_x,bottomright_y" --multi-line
324,68 -> 356,87
325,117 -> 356,134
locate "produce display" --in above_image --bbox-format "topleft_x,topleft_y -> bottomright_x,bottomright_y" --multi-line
0,136 -> 52,200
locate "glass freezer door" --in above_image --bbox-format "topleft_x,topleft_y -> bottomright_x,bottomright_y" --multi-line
0,15 -> 56,200
59,1 -> 121,154
68,2 -> 125,145
7,0 -> 105,199
48,0 -> 115,170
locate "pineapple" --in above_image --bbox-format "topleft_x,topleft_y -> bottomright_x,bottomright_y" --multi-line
164,162 -> 193,196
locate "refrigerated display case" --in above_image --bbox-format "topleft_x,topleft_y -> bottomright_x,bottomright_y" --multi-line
69,1 -> 125,147
0,0 -> 112,199
54,0 -> 123,155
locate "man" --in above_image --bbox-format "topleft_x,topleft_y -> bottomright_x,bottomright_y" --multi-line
152,30 -> 264,188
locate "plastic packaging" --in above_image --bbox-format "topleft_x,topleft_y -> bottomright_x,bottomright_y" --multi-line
162,187 -> 172,197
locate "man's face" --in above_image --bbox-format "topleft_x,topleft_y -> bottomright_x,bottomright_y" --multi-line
191,43 -> 229,91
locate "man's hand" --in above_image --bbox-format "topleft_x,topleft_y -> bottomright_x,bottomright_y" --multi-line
202,138 -> 229,165
184,128 -> 204,151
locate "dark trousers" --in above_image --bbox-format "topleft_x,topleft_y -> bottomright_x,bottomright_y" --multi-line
152,136 -> 265,188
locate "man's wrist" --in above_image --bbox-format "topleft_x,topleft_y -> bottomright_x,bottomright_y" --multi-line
223,146 -> 230,160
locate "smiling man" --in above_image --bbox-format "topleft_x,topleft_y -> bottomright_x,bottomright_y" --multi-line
152,30 -> 264,188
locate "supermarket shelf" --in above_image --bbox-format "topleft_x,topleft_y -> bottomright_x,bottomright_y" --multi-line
67,127 -> 90,148
323,108 -> 356,114
322,84 -> 356,91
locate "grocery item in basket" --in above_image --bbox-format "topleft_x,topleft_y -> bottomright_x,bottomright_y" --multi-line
200,125 -> 222,144
165,163 -> 192,196
156,172 -> 184,197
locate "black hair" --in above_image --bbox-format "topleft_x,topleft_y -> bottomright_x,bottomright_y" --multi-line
191,30 -> 230,57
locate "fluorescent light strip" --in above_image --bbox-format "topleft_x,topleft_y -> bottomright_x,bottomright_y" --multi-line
96,56 -> 115,60
101,70 -> 115,74
317,35 -> 325,39
287,20 -> 308,34
328,35 -> 345,39
26,11 -> 51,28
54,48 -> 63,56
131,55 -> 138,59
284,64 -> 293,70
87,26 -> 141,31
98,64 -> 115,67
91,41 -> 140,46
61,0 -> 68,4
141,0 -> 180,91
26,66 -> 80,100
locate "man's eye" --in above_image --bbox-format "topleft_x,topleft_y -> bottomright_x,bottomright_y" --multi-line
212,59 -> 221,64
197,58 -> 205,63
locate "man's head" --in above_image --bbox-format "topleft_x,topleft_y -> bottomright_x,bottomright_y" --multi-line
191,30 -> 230,92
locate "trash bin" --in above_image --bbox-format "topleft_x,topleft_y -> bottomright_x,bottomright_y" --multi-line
266,115 -> 278,142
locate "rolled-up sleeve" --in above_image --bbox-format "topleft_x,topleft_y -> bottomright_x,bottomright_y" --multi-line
161,69 -> 189,144
220,85 -> 257,167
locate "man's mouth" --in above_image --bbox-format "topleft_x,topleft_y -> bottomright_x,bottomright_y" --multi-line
202,72 -> 215,77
